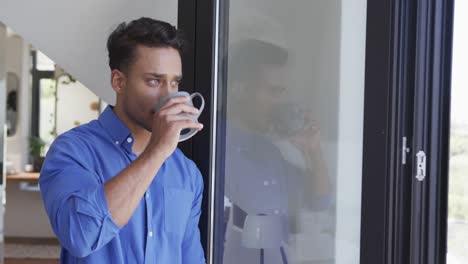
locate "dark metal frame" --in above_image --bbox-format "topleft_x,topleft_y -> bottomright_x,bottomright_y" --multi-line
176,0 -> 197,157
361,0 -> 454,263
177,0 -> 217,260
360,0 -> 425,262
30,50 -> 54,138
386,1 -> 418,263
360,0 -> 410,261
207,0 -> 230,262
409,1 -> 453,263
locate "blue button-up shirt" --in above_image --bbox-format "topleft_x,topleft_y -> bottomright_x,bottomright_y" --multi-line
39,106 -> 206,264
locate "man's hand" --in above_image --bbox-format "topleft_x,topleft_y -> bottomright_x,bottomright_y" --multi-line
288,113 -> 330,196
146,95 -> 204,159
289,112 -> 321,155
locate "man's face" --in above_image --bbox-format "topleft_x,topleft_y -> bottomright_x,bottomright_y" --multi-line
120,45 -> 182,131
242,65 -> 287,119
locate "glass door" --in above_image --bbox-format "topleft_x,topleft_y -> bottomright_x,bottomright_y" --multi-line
211,1 -> 367,263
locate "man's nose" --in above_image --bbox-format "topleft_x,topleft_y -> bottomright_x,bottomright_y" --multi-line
160,82 -> 172,96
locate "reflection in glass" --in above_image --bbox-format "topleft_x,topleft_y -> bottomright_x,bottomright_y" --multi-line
223,38 -> 333,264
220,1 -> 367,263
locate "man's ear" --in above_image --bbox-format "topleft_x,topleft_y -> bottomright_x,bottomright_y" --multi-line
111,69 -> 127,95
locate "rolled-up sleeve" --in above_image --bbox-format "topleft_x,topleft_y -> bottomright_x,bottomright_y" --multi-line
182,166 -> 206,264
39,135 -> 121,258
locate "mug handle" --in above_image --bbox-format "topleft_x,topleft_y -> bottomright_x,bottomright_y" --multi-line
190,92 -> 205,117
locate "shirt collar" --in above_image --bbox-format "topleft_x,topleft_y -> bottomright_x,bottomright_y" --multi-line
98,105 -> 132,145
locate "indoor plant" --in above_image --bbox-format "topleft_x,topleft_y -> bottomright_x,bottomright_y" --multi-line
29,136 -> 46,172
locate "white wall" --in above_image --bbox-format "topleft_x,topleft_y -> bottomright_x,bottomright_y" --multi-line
56,79 -> 100,136
0,23 -> 5,80
0,24 -> 6,147
5,34 -> 29,172
0,22 -> 7,243
0,0 -> 178,105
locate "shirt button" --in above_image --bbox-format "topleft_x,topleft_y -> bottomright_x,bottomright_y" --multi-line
264,180 -> 269,186
149,231 -> 153,237
115,141 -> 119,145
127,137 -> 133,143
145,193 -> 149,199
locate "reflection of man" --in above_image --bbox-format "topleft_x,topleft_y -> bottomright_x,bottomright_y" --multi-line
40,18 -> 205,263
223,39 -> 331,263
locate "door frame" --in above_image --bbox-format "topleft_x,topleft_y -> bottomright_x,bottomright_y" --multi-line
409,0 -> 453,263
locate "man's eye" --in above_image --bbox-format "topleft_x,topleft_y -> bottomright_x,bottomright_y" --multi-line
148,79 -> 161,87
171,80 -> 181,87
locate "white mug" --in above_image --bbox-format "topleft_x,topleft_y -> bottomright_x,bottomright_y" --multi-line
24,164 -> 34,172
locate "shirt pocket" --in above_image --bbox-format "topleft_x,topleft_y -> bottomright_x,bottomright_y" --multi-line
163,187 -> 194,236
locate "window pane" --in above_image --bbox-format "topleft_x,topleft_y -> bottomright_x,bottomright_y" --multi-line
39,78 -> 56,150
219,0 -> 367,263
447,1 -> 468,263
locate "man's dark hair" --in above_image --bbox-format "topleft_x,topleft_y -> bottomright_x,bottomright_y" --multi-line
107,17 -> 186,72
228,39 -> 288,82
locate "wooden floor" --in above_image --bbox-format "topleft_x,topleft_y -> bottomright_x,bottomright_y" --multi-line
4,259 -> 59,264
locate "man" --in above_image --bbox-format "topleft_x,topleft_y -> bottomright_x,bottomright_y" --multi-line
39,17 -> 206,263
